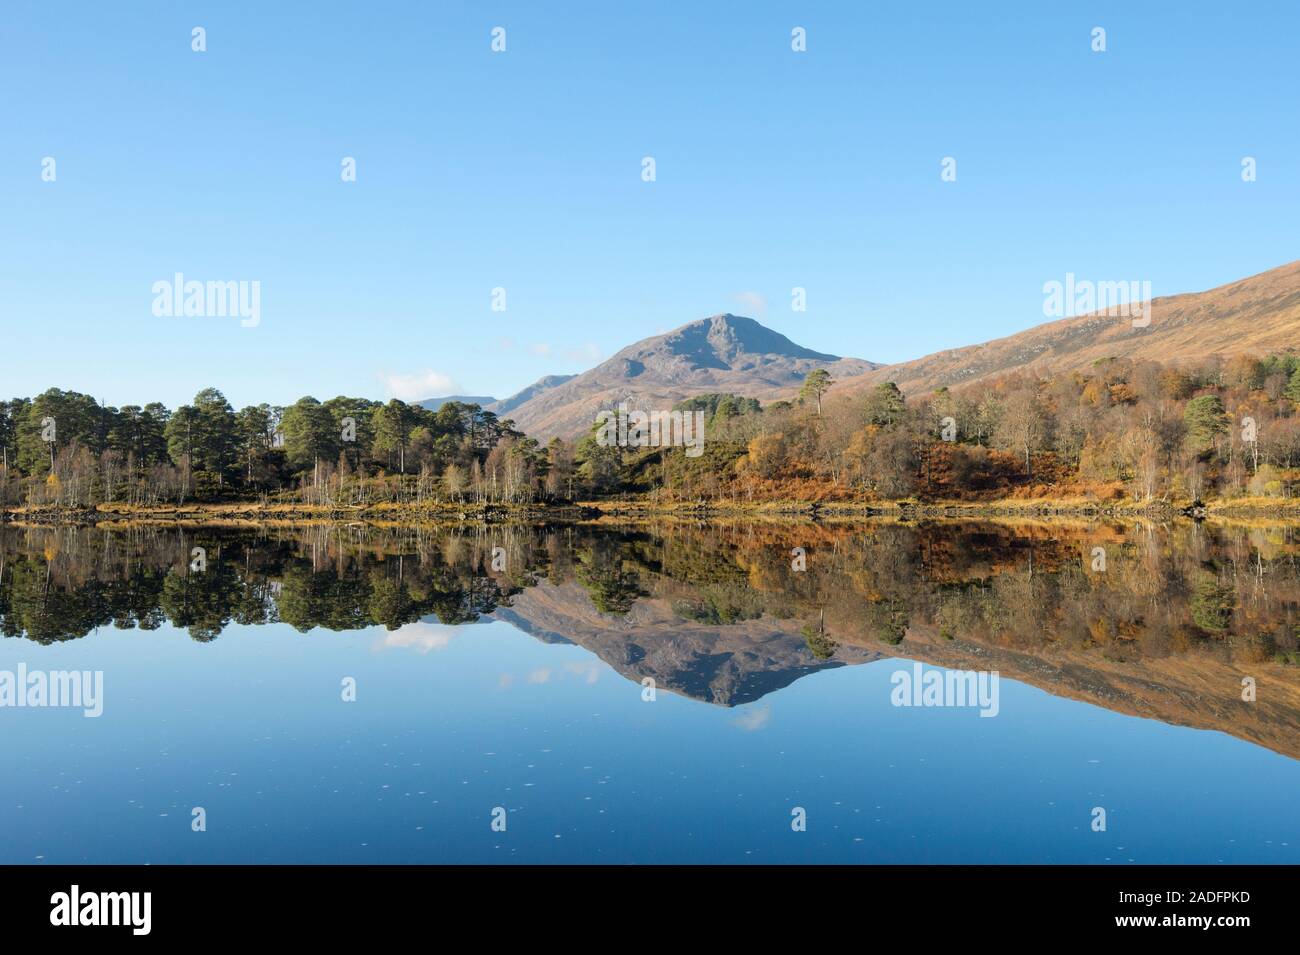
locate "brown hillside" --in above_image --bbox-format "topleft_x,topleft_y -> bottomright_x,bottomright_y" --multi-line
490,314 -> 878,440
840,259 -> 1300,398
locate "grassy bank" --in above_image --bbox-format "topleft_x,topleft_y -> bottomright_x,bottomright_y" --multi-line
588,491 -> 1300,520
586,496 -> 1198,519
0,500 -> 595,527
6,493 -> 1299,527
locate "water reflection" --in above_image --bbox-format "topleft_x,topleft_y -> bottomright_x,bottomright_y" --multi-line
2,520 -> 1298,758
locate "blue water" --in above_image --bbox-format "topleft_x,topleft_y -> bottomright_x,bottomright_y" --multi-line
2,617 -> 1296,864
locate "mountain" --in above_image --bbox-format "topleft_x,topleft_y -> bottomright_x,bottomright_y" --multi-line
489,579 -> 879,705
417,395 -> 498,412
490,374 -> 576,416
454,260 -> 1299,438
495,314 -> 879,439
839,258 -> 1300,399
483,537 -> 1300,759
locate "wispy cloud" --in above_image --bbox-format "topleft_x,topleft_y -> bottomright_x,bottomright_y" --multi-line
562,342 -> 602,364
523,341 -> 602,364
500,661 -> 604,689
732,290 -> 767,317
731,704 -> 772,731
564,661 -> 602,684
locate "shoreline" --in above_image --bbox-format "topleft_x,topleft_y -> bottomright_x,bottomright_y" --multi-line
3,495 -> 1299,527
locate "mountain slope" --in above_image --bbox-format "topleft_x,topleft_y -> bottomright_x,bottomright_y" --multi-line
487,558 -> 1300,759
472,260 -> 1300,438
490,374 -> 576,416
499,314 -> 878,439
490,579 -> 879,705
840,259 -> 1300,399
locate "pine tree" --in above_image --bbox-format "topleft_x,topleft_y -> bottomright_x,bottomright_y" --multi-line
1286,366 -> 1300,406
798,369 -> 834,416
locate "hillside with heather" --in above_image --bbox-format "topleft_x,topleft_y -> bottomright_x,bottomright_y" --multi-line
839,259 -> 1300,399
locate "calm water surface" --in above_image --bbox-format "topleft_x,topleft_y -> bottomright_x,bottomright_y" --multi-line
1,521 -> 1297,863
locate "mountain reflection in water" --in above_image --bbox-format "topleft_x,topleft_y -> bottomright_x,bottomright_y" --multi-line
2,520 -> 1298,760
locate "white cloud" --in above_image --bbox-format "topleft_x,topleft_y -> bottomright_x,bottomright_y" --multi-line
527,667 -> 552,684
528,343 -> 552,357
378,369 -> 461,402
375,621 -> 459,654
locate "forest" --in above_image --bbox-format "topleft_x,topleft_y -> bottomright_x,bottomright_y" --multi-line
2,350 -> 1299,510
3,521 -> 1297,674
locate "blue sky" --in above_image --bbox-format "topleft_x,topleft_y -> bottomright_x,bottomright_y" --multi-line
2,0 -> 1296,411
6,620 -> 1300,863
